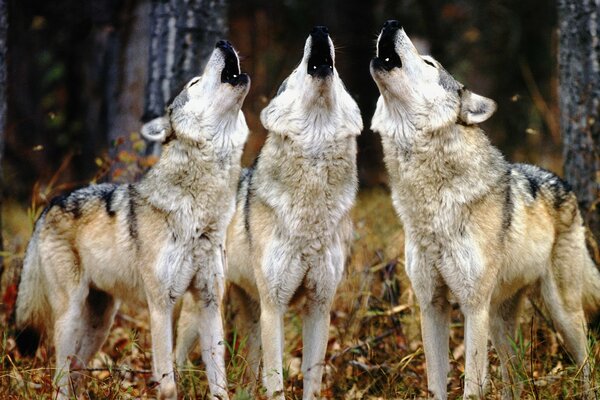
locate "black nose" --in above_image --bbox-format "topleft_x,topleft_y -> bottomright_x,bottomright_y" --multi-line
310,25 -> 329,37
382,20 -> 400,32
215,40 -> 232,50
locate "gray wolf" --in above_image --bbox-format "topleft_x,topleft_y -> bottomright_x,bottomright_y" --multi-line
176,26 -> 363,399
370,20 -> 600,399
15,40 -> 250,400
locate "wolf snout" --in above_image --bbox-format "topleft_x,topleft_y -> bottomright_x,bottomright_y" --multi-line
372,20 -> 402,71
308,25 -> 334,78
310,25 -> 329,38
215,40 -> 233,50
382,19 -> 400,33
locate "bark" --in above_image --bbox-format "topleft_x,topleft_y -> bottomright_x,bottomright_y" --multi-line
143,0 -> 228,122
557,0 -> 600,242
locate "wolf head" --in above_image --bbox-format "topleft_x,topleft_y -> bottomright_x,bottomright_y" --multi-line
142,40 -> 250,145
260,26 -> 362,139
370,20 -> 496,136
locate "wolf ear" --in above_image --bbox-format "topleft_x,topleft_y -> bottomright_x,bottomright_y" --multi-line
141,116 -> 172,142
459,89 -> 496,125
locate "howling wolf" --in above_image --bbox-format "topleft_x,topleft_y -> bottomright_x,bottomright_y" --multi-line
15,40 -> 250,400
370,20 -> 600,399
176,26 -> 362,400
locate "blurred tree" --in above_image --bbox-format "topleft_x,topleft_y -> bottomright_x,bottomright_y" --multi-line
143,0 -> 228,127
558,0 -> 600,242
0,0 -> 6,278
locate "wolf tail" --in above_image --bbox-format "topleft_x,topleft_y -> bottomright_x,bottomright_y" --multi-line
582,252 -> 600,330
15,227 -> 49,357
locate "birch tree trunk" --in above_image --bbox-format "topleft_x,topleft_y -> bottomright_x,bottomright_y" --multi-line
558,0 -> 600,244
144,0 -> 228,123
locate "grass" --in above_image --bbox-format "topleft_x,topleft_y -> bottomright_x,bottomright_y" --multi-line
1,186 -> 599,399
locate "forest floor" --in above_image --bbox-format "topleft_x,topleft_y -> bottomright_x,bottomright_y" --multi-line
1,186 -> 599,399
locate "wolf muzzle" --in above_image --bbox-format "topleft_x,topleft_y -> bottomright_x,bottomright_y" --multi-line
217,40 -> 249,86
372,19 -> 402,71
308,26 -> 334,78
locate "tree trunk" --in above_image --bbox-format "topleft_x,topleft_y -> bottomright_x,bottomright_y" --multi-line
557,0 -> 600,246
0,0 -> 7,281
143,0 -> 228,123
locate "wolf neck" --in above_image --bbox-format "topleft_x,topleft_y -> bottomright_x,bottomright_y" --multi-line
138,136 -> 242,213
381,113 -> 507,222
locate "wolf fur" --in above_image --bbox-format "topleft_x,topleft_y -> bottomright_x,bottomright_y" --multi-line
176,26 -> 362,399
370,20 -> 600,399
15,41 -> 250,400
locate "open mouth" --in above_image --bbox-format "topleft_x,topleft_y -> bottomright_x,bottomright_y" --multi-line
216,40 -> 248,86
307,26 -> 333,78
373,20 -> 402,71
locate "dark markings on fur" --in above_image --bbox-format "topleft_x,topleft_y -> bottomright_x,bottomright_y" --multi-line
501,170 -> 514,235
438,67 -> 461,92
127,184 -> 140,248
276,77 -> 289,96
242,161 -> 258,243
86,287 -> 114,328
15,326 -> 41,357
523,171 -> 541,199
513,163 -> 572,209
101,186 -> 117,217
47,192 -> 82,219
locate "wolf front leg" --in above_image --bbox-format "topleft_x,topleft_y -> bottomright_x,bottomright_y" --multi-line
462,304 -> 490,399
190,244 -> 229,400
260,299 -> 285,399
407,250 -> 451,400
148,300 -> 177,400
302,296 -> 333,400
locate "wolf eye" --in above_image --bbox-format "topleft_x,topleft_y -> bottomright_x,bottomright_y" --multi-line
423,59 -> 436,68
188,77 -> 201,87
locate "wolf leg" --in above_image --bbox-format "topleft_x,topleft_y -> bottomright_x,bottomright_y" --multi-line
260,299 -> 285,399
301,297 -> 332,400
148,300 -> 177,400
463,304 -> 490,399
52,286 -> 117,398
409,258 -> 451,400
229,283 -> 262,385
490,290 -> 525,400
541,273 -> 590,397
175,292 -> 200,367
419,298 -> 451,400
189,245 -> 229,400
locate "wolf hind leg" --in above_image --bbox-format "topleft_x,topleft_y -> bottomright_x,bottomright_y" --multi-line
228,283 -> 262,386
541,266 -> 591,397
175,292 -> 200,367
53,287 -> 118,399
490,290 -> 525,400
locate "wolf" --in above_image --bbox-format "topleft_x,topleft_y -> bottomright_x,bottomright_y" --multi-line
176,26 -> 363,399
370,20 -> 600,399
15,40 -> 250,400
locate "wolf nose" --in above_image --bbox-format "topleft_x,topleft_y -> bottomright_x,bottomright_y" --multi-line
215,40 -> 232,50
382,20 -> 400,32
310,26 -> 329,37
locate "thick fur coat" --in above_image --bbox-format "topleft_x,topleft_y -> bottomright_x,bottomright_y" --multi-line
177,26 -> 362,400
370,20 -> 600,400
15,41 -> 250,400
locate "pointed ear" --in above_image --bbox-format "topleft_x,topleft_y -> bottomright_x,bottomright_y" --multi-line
459,89 -> 496,125
141,116 -> 172,142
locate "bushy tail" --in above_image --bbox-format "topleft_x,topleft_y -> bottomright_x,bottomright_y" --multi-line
582,253 -> 600,331
15,228 -> 49,356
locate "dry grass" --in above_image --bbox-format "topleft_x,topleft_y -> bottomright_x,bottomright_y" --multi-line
1,186 -> 599,399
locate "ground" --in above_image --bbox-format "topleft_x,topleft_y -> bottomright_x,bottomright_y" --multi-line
0,186 -> 598,399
